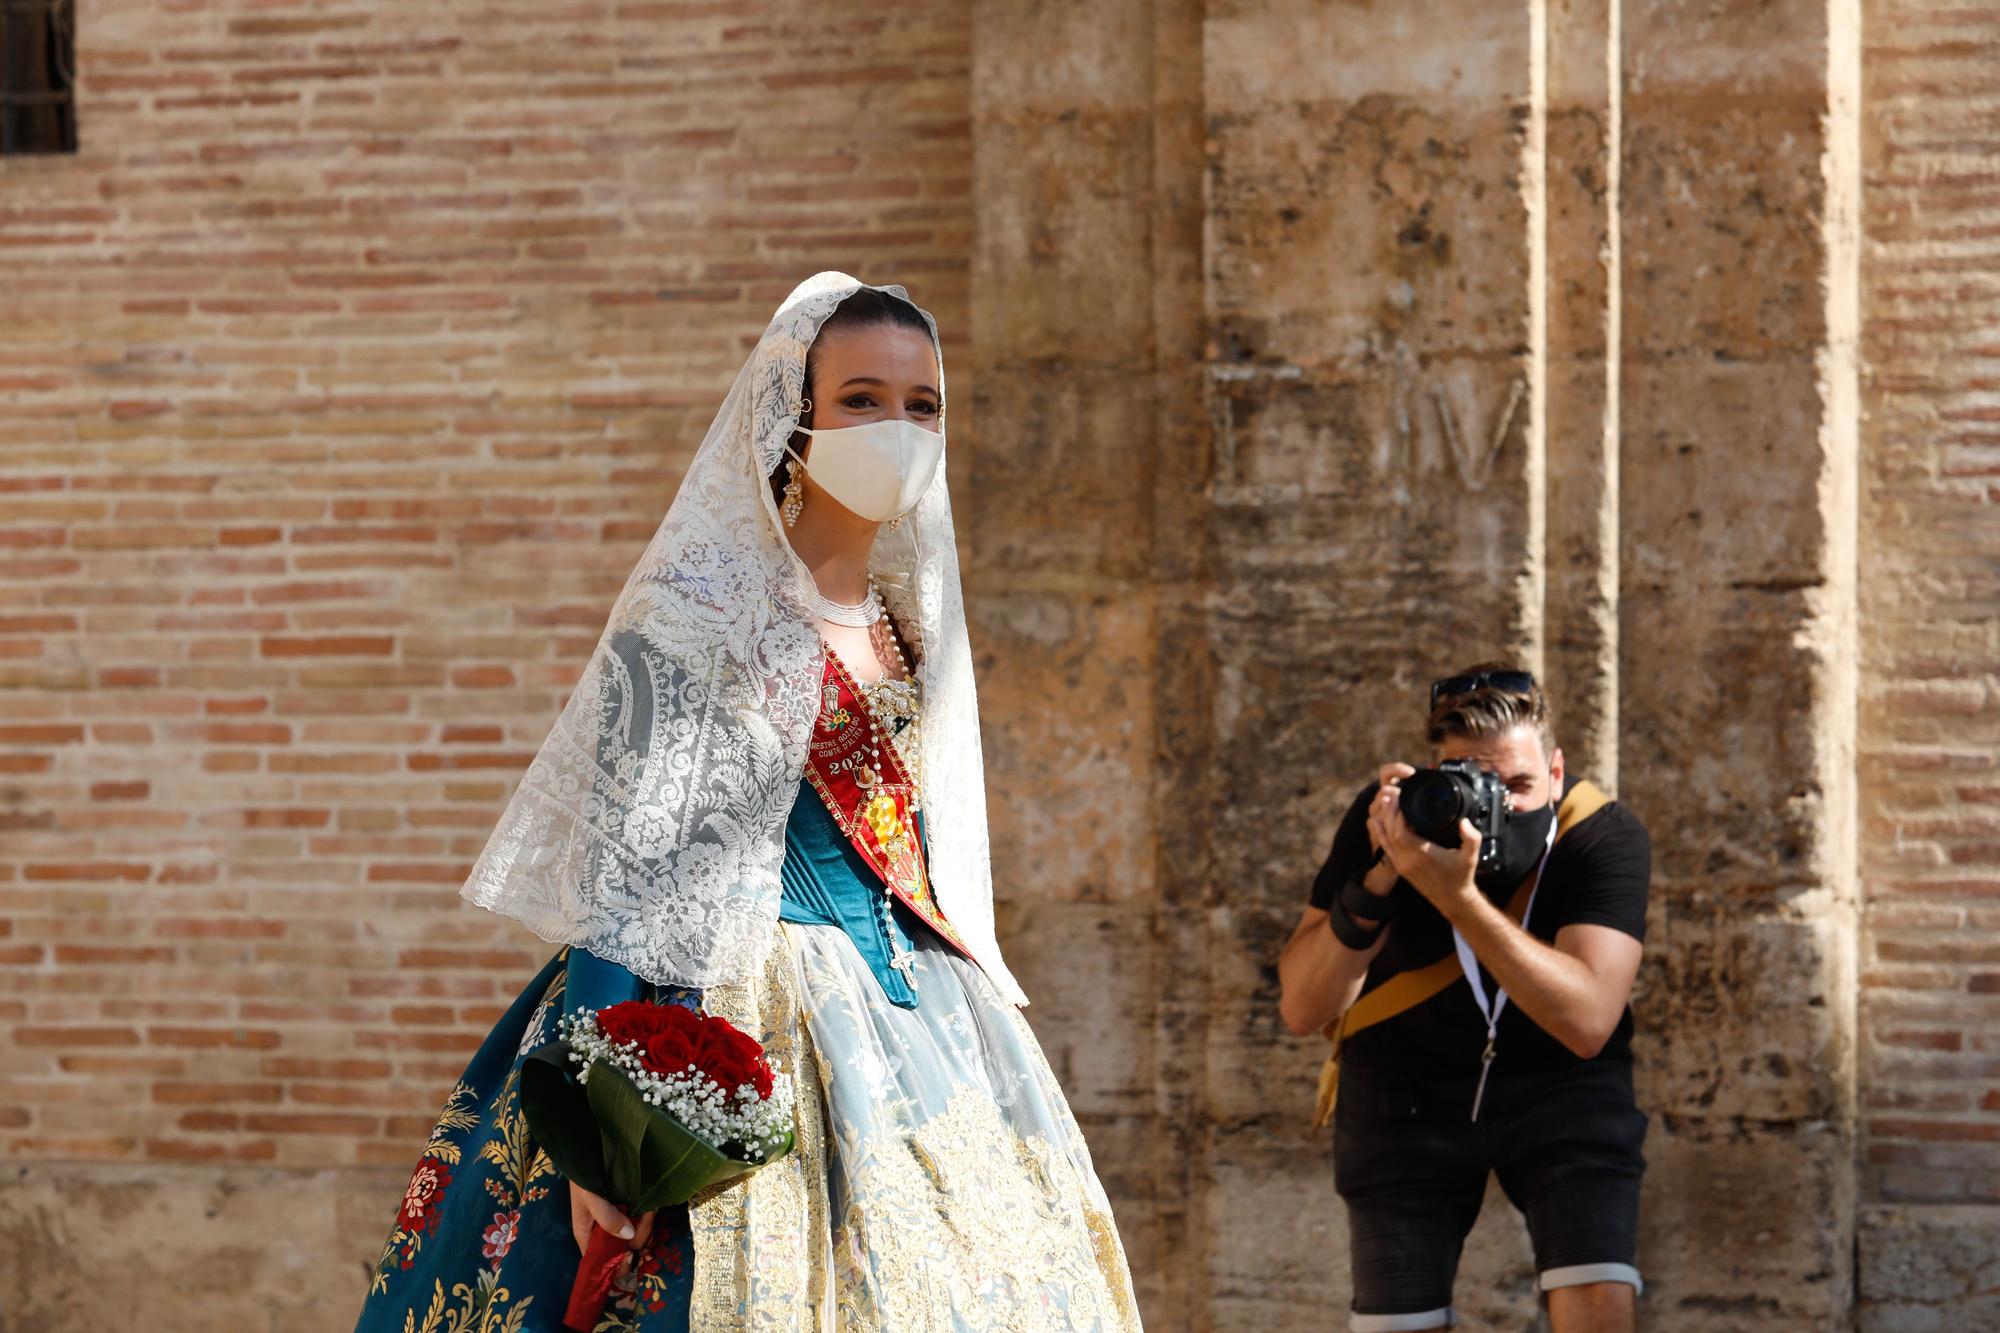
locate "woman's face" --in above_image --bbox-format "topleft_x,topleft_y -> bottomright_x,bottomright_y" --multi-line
805,323 -> 942,437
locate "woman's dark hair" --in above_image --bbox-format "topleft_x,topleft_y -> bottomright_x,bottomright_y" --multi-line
804,288 -> 931,404
769,288 -> 934,509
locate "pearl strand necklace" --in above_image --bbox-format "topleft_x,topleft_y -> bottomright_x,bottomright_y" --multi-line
810,579 -> 882,628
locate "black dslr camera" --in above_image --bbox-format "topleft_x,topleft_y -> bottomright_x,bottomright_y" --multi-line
1397,760 -> 1507,876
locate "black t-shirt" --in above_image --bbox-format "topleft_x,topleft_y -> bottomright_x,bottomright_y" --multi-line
1309,775 -> 1650,1077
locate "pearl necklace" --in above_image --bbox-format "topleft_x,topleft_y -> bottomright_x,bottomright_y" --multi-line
811,579 -> 882,628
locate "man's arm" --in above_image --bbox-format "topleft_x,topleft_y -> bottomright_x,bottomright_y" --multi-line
1427,894 -> 1640,1058
1370,784 -> 1641,1059
1277,864 -> 1396,1036
1279,769 -> 1413,1036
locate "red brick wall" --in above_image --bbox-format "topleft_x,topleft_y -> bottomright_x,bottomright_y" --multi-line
0,0 -> 969,1171
1859,1 -> 2000,1205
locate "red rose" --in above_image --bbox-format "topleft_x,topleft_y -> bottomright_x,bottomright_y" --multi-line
594,1000 -> 657,1047
654,1005 -> 705,1052
691,1016 -> 774,1098
695,1013 -> 750,1056
591,1003 -> 773,1098
641,1027 -> 698,1078
596,1000 -> 703,1048
691,1025 -> 737,1077
595,1002 -> 704,1080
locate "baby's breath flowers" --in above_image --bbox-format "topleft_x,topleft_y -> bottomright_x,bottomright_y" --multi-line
560,1004 -> 794,1162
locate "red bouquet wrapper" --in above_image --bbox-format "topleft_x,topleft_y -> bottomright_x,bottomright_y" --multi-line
564,1222 -> 633,1332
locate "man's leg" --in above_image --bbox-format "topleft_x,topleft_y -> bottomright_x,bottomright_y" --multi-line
1339,1194 -> 1472,1331
1334,1068 -> 1488,1332
1546,1277 -> 1636,1333
1490,1064 -> 1649,1333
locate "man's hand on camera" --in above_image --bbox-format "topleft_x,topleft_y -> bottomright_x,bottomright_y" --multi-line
1369,783 -> 1482,919
1363,762 -> 1418,866
1344,761 -> 1416,914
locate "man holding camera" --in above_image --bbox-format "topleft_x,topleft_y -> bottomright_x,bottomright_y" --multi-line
1279,665 -> 1650,1333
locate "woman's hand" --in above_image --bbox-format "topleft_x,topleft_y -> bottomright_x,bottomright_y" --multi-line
569,1181 -> 655,1274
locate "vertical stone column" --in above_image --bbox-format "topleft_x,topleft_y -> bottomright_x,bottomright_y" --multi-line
1201,3 -> 1543,1326
967,0 -> 1207,1320
1619,1 -> 1861,1325
1543,0 -> 1623,788
970,1 -> 1867,1327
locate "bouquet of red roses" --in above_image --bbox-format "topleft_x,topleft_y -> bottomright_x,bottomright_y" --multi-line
521,999 -> 795,1331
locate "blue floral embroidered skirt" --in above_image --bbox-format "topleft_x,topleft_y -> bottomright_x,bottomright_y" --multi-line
355,929 -> 1143,1331
351,949 -> 696,1333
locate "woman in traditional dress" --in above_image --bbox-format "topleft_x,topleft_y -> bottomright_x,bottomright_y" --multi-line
352,273 -> 1143,1333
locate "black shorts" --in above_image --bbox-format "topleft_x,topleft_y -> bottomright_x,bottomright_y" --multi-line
1333,1059 -> 1648,1331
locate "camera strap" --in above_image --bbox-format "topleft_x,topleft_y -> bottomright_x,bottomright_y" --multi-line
1310,780 -> 1612,1134
1455,818 -> 1557,1123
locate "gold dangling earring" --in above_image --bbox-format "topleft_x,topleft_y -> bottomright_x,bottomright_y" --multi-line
781,458 -> 804,528
782,396 -> 812,529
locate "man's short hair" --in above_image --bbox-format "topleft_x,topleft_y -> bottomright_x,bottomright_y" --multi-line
1425,660 -> 1557,755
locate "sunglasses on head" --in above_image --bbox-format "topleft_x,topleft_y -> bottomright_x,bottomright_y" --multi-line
1429,669 -> 1537,710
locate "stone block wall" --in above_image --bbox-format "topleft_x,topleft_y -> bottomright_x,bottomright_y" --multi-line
1197,3 -> 1545,1325
3,0 -> 1997,1329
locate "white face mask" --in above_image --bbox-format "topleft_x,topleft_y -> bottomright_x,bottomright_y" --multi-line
788,418 -> 944,523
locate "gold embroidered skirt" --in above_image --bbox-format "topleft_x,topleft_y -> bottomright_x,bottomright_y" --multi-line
689,923 -> 1143,1332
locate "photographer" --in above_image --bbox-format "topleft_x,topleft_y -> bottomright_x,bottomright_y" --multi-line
1278,665 -> 1650,1333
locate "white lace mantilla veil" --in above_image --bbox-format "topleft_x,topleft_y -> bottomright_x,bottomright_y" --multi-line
460,272 -> 1027,1006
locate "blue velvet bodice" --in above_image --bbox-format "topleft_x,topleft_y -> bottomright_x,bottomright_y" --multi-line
776,777 -> 929,1008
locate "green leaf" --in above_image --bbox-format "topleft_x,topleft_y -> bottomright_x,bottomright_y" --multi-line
517,1042 -> 613,1200
631,1088 -> 707,1211
582,1059 -> 655,1205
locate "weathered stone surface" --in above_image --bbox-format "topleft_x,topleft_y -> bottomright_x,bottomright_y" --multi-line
965,367 -> 1163,579
0,1164 -> 404,1333
967,120 -> 1161,371
1612,11 -> 1862,1330
1005,900 -> 1161,1119
6,0 -> 1997,1328
1621,103 -> 1834,360
974,591 -> 1159,903
1634,912 -> 1853,1123
1858,1206 -> 2000,1332
1206,99 -> 1533,366
1620,364 -> 1835,593
1638,1123 -> 1856,1329
1206,1 -> 1535,103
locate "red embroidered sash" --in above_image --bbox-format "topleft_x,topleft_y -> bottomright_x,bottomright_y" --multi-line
801,652 -> 974,961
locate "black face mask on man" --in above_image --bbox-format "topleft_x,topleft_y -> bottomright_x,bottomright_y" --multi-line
1475,785 -> 1557,898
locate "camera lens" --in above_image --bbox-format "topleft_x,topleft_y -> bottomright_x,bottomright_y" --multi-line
1400,771 -> 1471,846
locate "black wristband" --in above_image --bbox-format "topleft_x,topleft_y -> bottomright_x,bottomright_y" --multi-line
1326,895 -> 1385,951
1337,868 -> 1396,926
